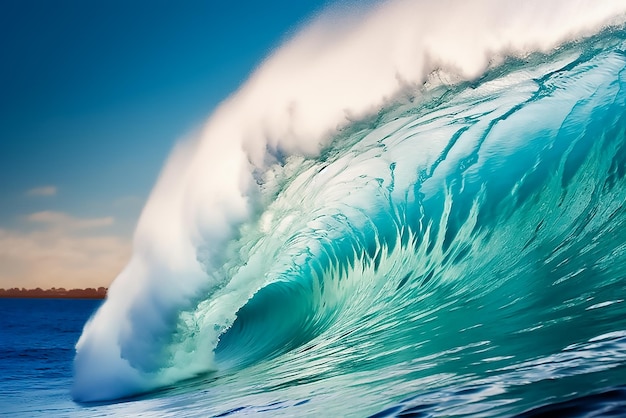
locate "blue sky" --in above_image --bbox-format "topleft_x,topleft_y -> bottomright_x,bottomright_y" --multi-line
0,0 -> 331,288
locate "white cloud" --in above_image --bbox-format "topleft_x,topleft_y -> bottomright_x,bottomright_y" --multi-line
26,211 -> 114,229
0,212 -> 130,289
26,186 -> 57,197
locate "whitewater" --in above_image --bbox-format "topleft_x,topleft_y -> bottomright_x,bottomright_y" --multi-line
72,0 -> 626,416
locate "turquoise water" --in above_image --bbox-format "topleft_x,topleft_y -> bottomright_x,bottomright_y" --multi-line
201,30 -> 626,416
61,26 -> 626,418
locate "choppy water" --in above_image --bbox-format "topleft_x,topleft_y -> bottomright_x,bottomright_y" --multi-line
8,3 -> 626,417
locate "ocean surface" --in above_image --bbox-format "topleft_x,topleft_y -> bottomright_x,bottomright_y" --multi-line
0,299 -> 101,416
5,2 -> 626,417
1,296 -> 625,417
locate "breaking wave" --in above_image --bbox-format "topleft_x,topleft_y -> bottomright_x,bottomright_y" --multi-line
73,1 -> 626,412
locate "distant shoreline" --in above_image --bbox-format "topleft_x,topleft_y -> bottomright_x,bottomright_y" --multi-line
0,287 -> 107,300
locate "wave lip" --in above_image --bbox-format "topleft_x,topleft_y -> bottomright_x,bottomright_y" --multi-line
73,0 -> 626,403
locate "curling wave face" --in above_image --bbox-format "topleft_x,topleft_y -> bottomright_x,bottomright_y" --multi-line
73,1 -> 626,413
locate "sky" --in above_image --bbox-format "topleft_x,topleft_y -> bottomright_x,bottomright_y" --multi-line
0,0 -> 333,289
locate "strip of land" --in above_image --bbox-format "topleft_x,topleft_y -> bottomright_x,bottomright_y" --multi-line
0,287 -> 107,299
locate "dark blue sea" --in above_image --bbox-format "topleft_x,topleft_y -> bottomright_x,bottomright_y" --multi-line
0,299 -> 101,416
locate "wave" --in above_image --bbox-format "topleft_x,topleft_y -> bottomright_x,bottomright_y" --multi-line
73,0 -> 626,402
